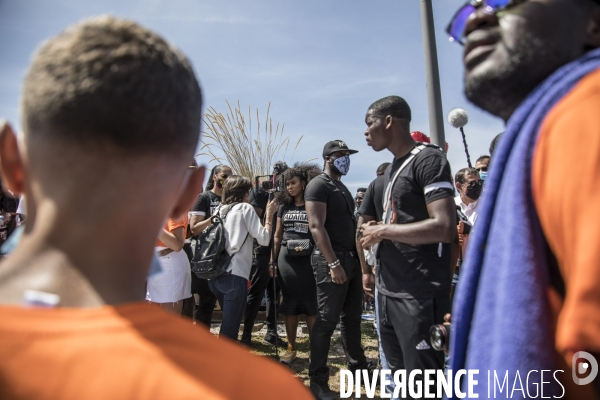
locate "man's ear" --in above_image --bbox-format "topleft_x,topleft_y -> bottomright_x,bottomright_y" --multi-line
170,166 -> 205,220
385,115 -> 393,130
585,7 -> 600,49
0,121 -> 25,195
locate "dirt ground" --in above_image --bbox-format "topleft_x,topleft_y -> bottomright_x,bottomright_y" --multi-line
211,314 -> 383,399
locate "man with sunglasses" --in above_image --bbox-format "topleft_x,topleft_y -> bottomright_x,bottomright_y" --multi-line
454,168 -> 482,226
454,168 -> 481,267
447,0 -> 600,397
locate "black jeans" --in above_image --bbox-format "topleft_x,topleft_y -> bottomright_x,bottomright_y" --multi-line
181,242 -> 217,327
309,249 -> 368,378
378,293 -> 449,399
242,251 -> 280,336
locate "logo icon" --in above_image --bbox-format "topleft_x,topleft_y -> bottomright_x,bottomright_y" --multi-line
416,340 -> 431,350
572,351 -> 598,385
338,141 -> 346,148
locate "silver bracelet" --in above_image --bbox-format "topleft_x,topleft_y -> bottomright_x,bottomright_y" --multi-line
328,259 -> 340,269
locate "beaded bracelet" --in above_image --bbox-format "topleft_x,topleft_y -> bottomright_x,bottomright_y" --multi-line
328,260 -> 340,269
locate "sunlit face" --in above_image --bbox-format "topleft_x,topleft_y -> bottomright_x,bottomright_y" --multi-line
456,173 -> 481,199
214,167 -> 233,185
286,176 -> 304,198
355,191 -> 365,209
326,149 -> 350,162
463,0 -> 590,119
364,109 -> 389,152
475,158 -> 489,173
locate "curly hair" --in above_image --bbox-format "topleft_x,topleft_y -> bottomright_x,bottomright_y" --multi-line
222,175 -> 252,205
275,163 -> 321,206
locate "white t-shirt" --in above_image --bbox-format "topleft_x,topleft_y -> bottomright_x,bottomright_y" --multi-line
16,196 -> 25,216
455,195 -> 479,226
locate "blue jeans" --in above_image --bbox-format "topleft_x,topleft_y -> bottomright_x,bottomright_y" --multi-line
208,274 -> 248,341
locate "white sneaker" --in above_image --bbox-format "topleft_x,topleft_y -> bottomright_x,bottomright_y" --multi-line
280,344 -> 297,364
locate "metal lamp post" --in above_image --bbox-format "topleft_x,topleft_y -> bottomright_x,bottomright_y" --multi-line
420,0 -> 446,153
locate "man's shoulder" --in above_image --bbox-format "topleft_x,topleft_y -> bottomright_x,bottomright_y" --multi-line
306,173 -> 328,185
0,304 -> 311,399
414,145 -> 448,163
142,309 -> 311,399
373,174 -> 385,190
305,173 -> 331,194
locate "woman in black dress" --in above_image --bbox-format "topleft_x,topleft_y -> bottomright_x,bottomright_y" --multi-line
270,165 -> 320,364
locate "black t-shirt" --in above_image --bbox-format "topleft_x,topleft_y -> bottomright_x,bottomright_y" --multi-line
277,204 -> 312,242
192,190 -> 221,217
358,175 -> 385,222
304,173 -> 356,252
249,187 -> 274,255
377,145 -> 454,299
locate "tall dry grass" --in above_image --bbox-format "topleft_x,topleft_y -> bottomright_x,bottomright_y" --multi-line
199,101 -> 303,179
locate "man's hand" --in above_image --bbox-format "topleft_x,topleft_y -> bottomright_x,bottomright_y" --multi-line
444,313 -> 451,324
362,272 -> 375,299
330,265 -> 347,284
457,221 -> 466,247
359,220 -> 385,249
269,264 -> 278,278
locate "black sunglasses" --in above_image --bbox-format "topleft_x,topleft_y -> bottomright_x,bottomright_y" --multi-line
447,0 -> 600,45
462,180 -> 483,188
446,0 -> 525,45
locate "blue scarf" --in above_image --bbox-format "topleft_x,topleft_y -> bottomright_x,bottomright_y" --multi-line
449,48 -> 600,398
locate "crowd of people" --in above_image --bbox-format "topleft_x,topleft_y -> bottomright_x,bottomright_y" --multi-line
1,0 -> 600,398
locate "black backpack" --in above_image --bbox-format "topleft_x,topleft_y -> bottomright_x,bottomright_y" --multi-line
191,203 -> 248,280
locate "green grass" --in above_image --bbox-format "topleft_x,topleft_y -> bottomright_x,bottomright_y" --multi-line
249,318 -> 381,399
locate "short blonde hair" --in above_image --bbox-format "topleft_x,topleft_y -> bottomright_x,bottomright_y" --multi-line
22,16 -> 202,156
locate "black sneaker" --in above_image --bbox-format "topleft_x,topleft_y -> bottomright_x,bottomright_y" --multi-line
239,334 -> 252,347
263,333 -> 287,347
310,376 -> 336,400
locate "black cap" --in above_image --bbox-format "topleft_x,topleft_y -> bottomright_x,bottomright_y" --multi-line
322,140 -> 359,158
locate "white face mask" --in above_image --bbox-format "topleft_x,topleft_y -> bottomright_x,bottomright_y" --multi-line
332,155 -> 351,175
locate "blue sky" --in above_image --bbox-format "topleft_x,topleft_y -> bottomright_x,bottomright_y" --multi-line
0,0 -> 505,194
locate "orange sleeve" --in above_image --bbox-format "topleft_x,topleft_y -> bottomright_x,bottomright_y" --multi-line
167,217 -> 187,233
533,68 -> 600,360
156,217 -> 188,247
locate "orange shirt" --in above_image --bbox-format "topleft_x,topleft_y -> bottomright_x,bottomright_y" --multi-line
0,302 -> 312,400
156,217 -> 187,248
533,69 -> 600,364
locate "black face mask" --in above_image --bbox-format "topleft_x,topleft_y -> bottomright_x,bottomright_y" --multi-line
464,182 -> 482,201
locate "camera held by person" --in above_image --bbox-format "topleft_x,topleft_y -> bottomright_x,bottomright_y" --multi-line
255,161 -> 288,198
